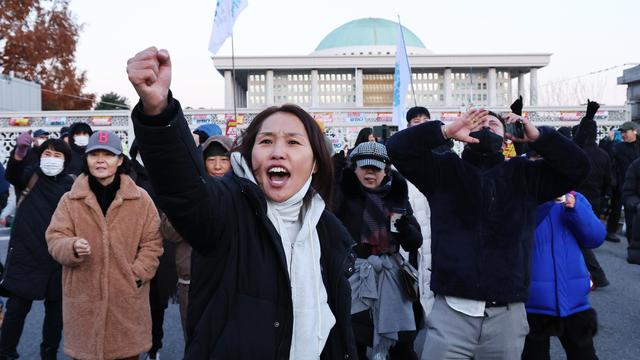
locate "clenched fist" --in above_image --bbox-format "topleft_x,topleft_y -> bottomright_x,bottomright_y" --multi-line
127,47 -> 172,116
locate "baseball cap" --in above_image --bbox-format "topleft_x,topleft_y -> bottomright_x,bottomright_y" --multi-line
85,131 -> 123,155
349,141 -> 389,170
33,129 -> 50,137
619,121 -> 638,132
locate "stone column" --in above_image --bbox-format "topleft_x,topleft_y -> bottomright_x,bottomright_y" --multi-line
224,71 -> 234,109
488,68 -> 497,107
311,69 -> 319,108
530,68 -> 538,106
518,72 -> 525,99
265,70 -> 274,106
444,68 -> 452,106
355,68 -> 364,107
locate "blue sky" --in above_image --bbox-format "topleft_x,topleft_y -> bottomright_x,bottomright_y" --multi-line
70,0 -> 637,108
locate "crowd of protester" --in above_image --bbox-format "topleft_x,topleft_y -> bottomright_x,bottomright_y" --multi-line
0,47 -> 636,359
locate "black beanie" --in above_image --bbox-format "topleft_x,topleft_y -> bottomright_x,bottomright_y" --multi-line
203,142 -> 228,159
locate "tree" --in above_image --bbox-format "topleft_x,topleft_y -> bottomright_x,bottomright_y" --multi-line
0,0 -> 95,110
94,92 -> 130,110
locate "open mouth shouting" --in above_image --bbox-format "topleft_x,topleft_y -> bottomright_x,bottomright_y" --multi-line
267,166 -> 291,188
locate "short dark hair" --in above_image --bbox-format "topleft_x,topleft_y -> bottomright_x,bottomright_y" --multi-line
38,139 -> 73,168
406,106 -> 431,122
234,104 -> 333,206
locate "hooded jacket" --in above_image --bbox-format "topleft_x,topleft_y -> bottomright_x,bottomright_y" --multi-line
387,121 -> 590,303
46,174 -> 163,360
526,193 -> 605,317
1,163 -> 74,300
131,96 -> 357,360
67,122 -> 93,175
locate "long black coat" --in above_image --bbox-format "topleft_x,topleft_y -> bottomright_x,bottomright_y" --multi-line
387,122 -> 590,303
612,140 -> 640,190
576,144 -> 612,216
1,165 -> 74,300
132,97 -> 357,360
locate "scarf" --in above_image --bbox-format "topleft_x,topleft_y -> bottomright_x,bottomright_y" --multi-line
231,152 -> 335,359
360,177 -> 393,254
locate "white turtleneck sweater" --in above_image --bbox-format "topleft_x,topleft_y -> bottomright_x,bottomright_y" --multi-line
231,153 -> 336,359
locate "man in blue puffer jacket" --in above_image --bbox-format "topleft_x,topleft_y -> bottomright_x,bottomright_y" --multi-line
522,191 -> 605,360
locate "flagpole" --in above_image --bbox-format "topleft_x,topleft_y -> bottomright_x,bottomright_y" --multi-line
397,15 -> 417,107
231,32 -> 238,123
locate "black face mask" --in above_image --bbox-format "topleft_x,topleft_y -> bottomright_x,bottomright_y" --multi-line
468,128 -> 504,154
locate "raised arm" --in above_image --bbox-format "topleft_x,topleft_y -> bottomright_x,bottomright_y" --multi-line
128,47 -> 234,256
387,109 -> 487,197
563,193 -> 606,249
525,126 -> 591,202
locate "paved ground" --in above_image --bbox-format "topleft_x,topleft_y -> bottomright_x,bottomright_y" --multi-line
1,233 -> 639,359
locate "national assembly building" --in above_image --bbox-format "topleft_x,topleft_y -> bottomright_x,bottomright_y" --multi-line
213,18 -> 551,111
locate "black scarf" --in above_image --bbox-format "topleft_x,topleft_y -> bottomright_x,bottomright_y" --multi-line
360,176 -> 392,254
89,174 -> 121,216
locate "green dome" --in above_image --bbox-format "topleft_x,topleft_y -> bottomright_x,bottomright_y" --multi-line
315,18 -> 426,51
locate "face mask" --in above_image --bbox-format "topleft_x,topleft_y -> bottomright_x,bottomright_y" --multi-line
40,157 -> 64,177
468,128 -> 504,155
35,138 -> 46,147
74,135 -> 89,147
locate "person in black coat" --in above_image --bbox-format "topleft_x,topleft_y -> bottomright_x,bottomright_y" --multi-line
333,141 -> 422,359
387,109 -> 590,359
607,121 -> 640,242
128,47 -> 356,360
66,122 -> 94,175
572,100 -> 612,288
0,139 -> 75,360
622,158 -> 640,264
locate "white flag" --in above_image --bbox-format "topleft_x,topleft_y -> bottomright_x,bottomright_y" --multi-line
392,22 -> 411,131
208,0 -> 248,55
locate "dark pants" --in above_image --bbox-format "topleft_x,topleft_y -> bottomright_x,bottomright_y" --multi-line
353,310 -> 418,360
581,249 -> 608,286
522,309 -> 598,360
0,296 -> 62,360
148,277 -> 169,357
606,188 -> 623,234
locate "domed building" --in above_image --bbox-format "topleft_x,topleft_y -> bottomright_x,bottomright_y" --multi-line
213,18 -> 550,110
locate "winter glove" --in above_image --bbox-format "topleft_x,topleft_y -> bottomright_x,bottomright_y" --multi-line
394,214 -> 422,251
14,131 -> 33,159
510,95 -> 523,116
585,99 -> 600,120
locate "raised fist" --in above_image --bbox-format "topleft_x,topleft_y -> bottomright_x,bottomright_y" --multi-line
585,99 -> 600,120
14,131 -> 33,160
510,95 -> 523,116
127,47 -> 172,116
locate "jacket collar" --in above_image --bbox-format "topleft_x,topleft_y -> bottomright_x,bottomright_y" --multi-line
461,148 -> 505,168
68,174 -> 141,201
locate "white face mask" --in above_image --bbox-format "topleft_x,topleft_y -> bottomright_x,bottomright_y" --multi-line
35,138 -> 46,147
74,135 -> 89,147
40,157 -> 64,177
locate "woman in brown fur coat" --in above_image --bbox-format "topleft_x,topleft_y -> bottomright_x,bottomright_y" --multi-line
46,131 -> 163,360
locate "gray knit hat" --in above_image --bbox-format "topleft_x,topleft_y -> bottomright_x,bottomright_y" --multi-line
349,141 -> 389,170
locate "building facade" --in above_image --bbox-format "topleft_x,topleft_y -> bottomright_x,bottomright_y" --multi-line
213,18 -> 550,110
0,73 -> 41,111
